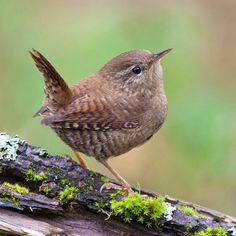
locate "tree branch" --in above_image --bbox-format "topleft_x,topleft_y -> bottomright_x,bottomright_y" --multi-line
0,132 -> 235,236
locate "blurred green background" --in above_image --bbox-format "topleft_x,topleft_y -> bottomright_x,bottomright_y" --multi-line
0,0 -> 235,215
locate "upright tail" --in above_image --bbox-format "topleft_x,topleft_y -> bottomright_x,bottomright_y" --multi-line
30,49 -> 73,114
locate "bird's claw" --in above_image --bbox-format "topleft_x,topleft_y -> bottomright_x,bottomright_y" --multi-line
100,183 -> 134,195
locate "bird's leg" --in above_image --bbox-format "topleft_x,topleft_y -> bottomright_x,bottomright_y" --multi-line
73,150 -> 88,169
64,150 -> 87,169
99,159 -> 134,195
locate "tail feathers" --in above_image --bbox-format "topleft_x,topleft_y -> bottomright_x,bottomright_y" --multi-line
30,49 -> 73,108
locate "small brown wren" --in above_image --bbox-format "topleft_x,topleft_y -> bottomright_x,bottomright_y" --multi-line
30,48 -> 171,193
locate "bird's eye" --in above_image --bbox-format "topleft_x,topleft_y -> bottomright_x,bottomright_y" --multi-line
132,66 -> 142,75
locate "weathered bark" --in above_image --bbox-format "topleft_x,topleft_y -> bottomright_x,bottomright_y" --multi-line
0,132 -> 235,236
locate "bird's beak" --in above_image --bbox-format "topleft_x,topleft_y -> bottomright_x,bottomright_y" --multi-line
153,48 -> 172,60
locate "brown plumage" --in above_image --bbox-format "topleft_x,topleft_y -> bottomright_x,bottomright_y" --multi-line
30,48 -> 171,193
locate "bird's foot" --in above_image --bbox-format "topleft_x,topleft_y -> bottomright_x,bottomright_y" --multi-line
100,183 -> 134,195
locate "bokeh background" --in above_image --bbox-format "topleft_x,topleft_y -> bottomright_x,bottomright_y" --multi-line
0,0 -> 235,215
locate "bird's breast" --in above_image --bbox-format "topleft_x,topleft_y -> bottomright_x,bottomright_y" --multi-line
140,94 -> 168,136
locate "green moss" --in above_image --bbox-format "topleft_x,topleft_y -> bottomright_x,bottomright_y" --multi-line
95,201 -> 108,209
94,190 -> 125,209
181,206 -> 202,219
0,195 -> 19,208
88,177 -> 94,182
60,178 -> 69,186
2,182 -> 29,194
0,166 -> 6,174
88,185 -> 94,191
110,192 -> 167,227
42,186 -> 51,194
0,190 -> 20,208
59,186 -> 79,203
26,169 -> 47,182
101,176 -> 109,184
184,224 -> 194,235
1,182 -> 28,208
195,227 -> 227,236
110,190 -> 125,200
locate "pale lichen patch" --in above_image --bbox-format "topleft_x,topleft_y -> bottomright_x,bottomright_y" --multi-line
32,147 -> 48,156
0,133 -> 25,161
164,203 -> 176,221
228,227 -> 236,236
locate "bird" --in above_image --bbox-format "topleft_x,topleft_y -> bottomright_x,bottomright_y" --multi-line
30,48 -> 171,194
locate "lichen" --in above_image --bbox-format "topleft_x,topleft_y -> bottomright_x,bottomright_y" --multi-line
164,203 -> 176,221
26,169 -> 47,182
2,182 -> 29,194
181,206 -> 202,219
110,192 -> 167,227
195,227 -> 227,236
32,147 -> 48,156
59,186 -> 79,203
0,133 -> 25,161
228,227 -> 236,236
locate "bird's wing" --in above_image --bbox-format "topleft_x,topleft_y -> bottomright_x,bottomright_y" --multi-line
41,96 -> 141,131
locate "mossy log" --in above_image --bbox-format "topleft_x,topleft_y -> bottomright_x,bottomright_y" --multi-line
0,132 -> 236,236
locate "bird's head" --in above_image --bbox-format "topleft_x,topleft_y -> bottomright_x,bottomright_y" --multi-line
98,48 -> 172,97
